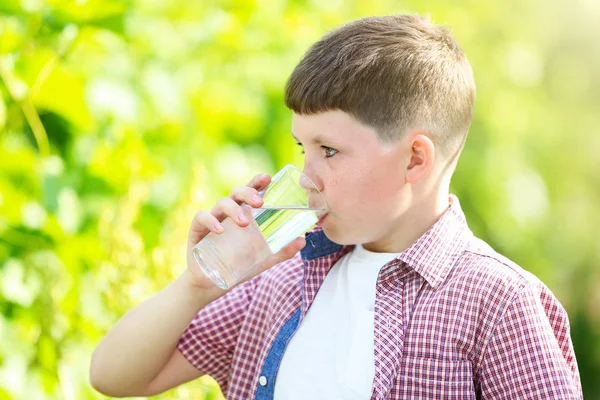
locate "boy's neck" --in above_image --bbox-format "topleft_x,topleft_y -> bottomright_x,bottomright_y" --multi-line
362,188 -> 451,254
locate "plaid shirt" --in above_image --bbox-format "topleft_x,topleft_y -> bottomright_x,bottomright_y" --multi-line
178,196 -> 582,399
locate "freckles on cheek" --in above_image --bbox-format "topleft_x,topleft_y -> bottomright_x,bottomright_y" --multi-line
358,171 -> 399,209
356,190 -> 383,214
345,177 -> 378,210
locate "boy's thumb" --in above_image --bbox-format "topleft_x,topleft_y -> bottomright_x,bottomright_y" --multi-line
256,237 -> 306,273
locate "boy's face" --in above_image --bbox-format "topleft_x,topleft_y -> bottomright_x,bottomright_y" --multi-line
292,110 -> 413,247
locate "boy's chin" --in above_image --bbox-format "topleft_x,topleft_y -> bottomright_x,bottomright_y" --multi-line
320,227 -> 359,246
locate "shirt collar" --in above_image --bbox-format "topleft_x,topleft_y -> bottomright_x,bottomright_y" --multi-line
301,229 -> 343,261
392,195 -> 472,289
301,195 -> 472,289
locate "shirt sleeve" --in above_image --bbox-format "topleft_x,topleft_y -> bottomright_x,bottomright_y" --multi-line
176,275 -> 261,392
478,285 -> 582,399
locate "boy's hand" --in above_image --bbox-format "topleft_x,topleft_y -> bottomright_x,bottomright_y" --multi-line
184,173 -> 306,295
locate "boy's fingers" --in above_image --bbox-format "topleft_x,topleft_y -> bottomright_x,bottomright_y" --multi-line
212,197 -> 251,227
187,210 -> 223,244
247,174 -> 271,191
230,186 -> 264,207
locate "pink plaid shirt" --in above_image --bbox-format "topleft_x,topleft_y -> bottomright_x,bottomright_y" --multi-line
178,196 -> 582,399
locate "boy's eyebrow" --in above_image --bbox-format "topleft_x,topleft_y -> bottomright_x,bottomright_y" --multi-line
291,133 -> 330,145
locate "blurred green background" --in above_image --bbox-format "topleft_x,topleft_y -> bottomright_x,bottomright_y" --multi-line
0,0 -> 599,398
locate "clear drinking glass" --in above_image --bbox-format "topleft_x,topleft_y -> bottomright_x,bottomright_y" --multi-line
192,164 -> 327,289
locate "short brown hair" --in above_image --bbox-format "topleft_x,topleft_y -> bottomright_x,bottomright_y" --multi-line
285,14 -> 476,160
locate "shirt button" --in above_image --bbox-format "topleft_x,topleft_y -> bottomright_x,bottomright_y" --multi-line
259,376 -> 268,386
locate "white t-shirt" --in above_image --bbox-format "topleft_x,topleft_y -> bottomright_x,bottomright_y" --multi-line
274,244 -> 402,400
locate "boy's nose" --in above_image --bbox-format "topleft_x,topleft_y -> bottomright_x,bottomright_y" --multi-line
299,174 -> 313,191
299,170 -> 326,210
301,158 -> 325,194
299,171 -> 322,193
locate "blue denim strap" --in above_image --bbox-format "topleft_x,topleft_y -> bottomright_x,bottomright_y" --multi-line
254,309 -> 302,400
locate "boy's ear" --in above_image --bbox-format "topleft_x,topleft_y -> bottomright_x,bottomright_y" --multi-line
405,133 -> 435,184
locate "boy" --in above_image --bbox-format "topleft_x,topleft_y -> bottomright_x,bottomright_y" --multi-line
90,14 -> 582,399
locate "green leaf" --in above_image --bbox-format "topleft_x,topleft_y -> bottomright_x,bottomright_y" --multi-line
0,387 -> 15,400
0,93 -> 6,131
0,16 -> 27,54
0,0 -> 23,15
133,203 -> 164,251
43,0 -> 129,35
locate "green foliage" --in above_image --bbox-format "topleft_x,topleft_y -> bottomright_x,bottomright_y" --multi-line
1,0 -> 599,398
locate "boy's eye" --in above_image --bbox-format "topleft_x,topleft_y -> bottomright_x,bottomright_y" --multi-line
322,146 -> 338,158
296,143 -> 338,158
